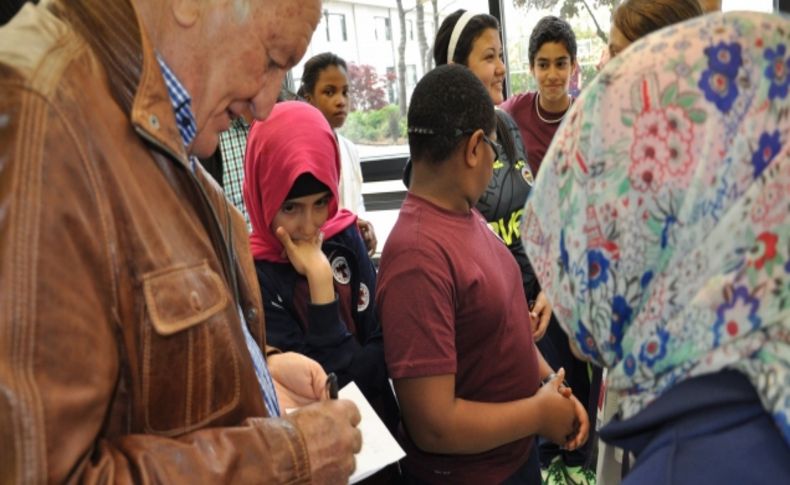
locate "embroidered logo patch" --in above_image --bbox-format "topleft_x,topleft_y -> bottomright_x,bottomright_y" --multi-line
331,256 -> 351,285
357,283 -> 370,312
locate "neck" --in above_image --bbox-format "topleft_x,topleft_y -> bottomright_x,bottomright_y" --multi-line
409,163 -> 474,214
538,91 -> 570,113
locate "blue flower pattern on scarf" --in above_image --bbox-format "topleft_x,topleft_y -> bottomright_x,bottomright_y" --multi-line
610,295 -> 633,359
523,13 -> 790,446
575,323 -> 599,360
764,44 -> 790,100
752,131 -> 781,178
587,249 -> 610,290
699,42 -> 743,113
639,328 -> 669,368
713,286 -> 761,347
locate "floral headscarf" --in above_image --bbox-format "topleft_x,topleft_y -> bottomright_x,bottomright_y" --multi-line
523,11 -> 790,443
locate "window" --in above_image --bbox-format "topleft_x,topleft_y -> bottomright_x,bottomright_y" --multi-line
406,64 -> 417,89
290,0 -> 488,252
325,12 -> 347,42
374,16 -> 391,41
722,0 -> 774,11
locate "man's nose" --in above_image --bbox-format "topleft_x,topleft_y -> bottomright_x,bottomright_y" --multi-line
251,70 -> 287,121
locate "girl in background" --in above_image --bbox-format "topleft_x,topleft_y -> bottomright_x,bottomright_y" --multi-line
299,53 -> 377,255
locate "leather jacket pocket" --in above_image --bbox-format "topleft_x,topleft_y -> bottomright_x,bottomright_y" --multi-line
142,260 -> 240,435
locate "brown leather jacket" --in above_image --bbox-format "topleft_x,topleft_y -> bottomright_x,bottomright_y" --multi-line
0,0 -> 312,483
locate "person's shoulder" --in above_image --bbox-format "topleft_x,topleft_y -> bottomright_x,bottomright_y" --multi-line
336,132 -> 356,150
384,199 -> 458,258
329,224 -> 365,250
336,134 -> 360,163
0,5 -> 67,85
501,92 -> 534,111
495,107 -> 518,126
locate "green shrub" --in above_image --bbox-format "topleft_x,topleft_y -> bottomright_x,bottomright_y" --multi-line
340,104 -> 406,145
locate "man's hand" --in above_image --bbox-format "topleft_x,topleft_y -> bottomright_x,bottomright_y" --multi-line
287,400 -> 362,484
269,352 -> 327,409
357,218 -> 377,256
529,292 -> 552,342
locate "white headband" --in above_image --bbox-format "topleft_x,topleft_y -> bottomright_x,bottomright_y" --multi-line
447,10 -> 478,64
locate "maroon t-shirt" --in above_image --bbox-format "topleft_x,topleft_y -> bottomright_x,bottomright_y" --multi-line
376,193 -> 540,484
501,92 -> 570,176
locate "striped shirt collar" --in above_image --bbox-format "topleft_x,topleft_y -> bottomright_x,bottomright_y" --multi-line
156,54 -> 198,150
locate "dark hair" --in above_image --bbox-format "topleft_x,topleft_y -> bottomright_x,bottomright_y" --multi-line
408,65 -> 496,164
433,9 -> 499,67
297,52 -> 348,98
528,16 -> 577,67
431,10 -> 519,163
613,0 -> 703,43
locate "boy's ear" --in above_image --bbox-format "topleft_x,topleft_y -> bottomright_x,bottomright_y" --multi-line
463,129 -> 486,169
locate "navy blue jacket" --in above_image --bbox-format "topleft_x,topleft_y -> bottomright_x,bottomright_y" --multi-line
255,225 -> 399,432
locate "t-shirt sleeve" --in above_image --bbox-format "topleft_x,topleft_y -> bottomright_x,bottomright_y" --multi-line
377,248 -> 457,379
500,93 -> 524,116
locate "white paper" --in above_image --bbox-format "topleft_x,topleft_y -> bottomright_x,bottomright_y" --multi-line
340,382 -> 405,484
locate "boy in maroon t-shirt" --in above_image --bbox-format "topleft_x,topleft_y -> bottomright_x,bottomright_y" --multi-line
376,65 -> 589,484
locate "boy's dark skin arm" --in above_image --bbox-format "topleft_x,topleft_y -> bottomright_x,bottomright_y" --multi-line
395,351 -> 589,455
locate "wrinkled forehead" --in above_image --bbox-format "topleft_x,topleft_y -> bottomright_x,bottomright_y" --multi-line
256,0 -> 321,59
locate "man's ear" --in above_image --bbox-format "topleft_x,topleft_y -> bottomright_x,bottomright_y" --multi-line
463,129 -> 485,169
171,0 -> 201,28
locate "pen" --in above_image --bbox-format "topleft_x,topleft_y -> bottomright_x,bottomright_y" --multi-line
325,372 -> 338,400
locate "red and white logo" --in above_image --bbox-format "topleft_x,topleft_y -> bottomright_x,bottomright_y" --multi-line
331,256 -> 351,285
357,283 -> 370,312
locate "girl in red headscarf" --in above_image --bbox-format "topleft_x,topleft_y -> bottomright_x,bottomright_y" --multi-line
243,101 -> 398,434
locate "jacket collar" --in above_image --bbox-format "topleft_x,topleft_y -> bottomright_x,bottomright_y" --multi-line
55,0 -> 189,162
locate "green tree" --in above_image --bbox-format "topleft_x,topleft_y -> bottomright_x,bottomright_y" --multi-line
512,0 -> 616,43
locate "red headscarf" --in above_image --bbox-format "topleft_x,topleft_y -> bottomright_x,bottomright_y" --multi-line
244,101 -> 357,263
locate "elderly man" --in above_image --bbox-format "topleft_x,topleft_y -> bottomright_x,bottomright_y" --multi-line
0,0 -> 361,483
